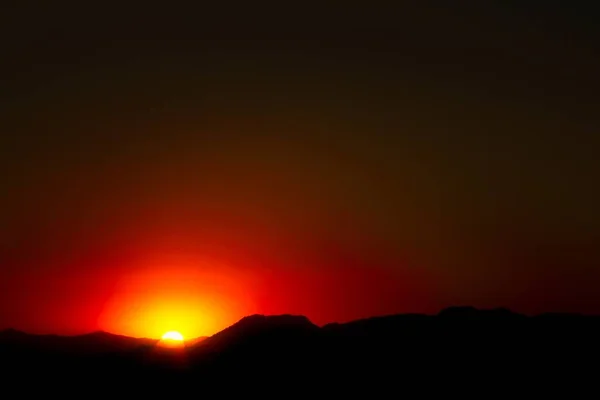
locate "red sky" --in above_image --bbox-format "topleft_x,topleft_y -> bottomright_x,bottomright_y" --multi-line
1,215 -> 598,338
0,231 -> 436,338
1,3 -> 599,338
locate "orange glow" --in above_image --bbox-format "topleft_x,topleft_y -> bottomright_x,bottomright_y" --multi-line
97,255 -> 258,339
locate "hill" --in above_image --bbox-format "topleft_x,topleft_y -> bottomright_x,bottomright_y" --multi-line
1,307 -> 599,393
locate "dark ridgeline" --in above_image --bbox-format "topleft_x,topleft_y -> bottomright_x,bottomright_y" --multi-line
1,307 -> 598,395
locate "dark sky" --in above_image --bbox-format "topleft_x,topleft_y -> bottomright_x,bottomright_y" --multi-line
1,1 -> 599,336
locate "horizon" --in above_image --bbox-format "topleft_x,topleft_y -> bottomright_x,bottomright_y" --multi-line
1,2 -> 599,339
4,305 -> 600,339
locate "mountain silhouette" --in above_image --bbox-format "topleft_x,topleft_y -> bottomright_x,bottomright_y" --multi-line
1,307 -> 599,394
194,314 -> 318,352
0,329 -> 156,354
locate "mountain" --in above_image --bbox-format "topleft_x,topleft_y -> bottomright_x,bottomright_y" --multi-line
193,314 -> 318,352
2,307 -> 600,393
188,314 -> 320,374
0,329 -> 157,354
184,336 -> 208,346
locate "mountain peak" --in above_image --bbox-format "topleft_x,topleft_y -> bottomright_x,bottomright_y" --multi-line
236,314 -> 315,328
192,314 -> 318,354
217,314 -> 317,338
438,306 -> 480,316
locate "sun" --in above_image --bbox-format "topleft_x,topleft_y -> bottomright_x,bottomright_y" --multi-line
162,331 -> 184,341
158,330 -> 185,349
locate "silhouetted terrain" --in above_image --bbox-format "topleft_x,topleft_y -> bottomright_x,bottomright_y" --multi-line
1,307 -> 598,394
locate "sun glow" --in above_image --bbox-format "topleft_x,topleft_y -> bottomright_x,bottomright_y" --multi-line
162,331 -> 184,341
97,258 -> 258,339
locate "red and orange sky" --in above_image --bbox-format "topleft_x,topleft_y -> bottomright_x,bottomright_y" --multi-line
0,226 -> 436,338
0,3 -> 599,338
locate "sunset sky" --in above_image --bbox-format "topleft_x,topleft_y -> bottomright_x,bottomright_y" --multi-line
1,2 -> 599,338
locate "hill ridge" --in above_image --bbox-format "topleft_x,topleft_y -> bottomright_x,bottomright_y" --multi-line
4,306 -> 600,339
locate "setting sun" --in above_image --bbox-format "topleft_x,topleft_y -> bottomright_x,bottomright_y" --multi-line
162,331 -> 184,341
97,259 -> 259,339
158,330 -> 186,349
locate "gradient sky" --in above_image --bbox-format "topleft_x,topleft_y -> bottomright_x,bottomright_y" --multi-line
1,2 -> 599,337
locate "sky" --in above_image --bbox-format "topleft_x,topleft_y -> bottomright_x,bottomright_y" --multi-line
0,2 -> 599,338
